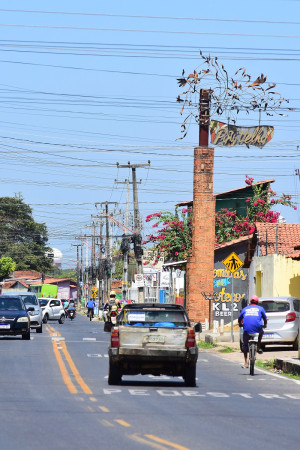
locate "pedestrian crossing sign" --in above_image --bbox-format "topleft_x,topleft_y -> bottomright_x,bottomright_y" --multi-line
222,252 -> 243,273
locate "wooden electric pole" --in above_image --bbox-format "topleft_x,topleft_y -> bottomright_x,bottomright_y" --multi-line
95,202 -> 117,302
72,244 -> 81,306
115,179 -> 135,301
116,161 -> 150,303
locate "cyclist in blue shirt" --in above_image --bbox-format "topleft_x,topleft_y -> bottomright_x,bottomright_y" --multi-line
238,296 -> 267,368
86,298 -> 95,318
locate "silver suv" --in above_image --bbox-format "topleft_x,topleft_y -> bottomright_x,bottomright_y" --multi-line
4,291 -> 43,333
241,296 -> 300,350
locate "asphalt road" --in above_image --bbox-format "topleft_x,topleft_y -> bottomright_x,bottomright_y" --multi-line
1,313 -> 299,450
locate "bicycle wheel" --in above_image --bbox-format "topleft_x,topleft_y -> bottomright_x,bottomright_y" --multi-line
249,342 -> 256,376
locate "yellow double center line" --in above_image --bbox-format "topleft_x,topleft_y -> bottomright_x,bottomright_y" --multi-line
46,325 -> 190,450
46,325 -> 92,395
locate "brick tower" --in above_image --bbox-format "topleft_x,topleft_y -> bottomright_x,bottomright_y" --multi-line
186,90 -> 215,324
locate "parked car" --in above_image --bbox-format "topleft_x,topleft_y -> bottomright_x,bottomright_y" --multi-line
240,296 -> 300,350
0,295 -> 31,340
38,298 -> 65,324
4,291 -> 43,333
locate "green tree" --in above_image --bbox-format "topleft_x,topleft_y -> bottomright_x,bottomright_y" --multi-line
0,257 -> 16,280
0,196 -> 53,272
112,260 -> 123,280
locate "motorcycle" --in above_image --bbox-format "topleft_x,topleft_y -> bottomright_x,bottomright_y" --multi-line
104,305 -> 118,332
68,308 -> 76,320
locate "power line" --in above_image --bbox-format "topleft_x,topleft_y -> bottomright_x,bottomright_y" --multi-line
0,22 -> 299,40
1,9 -> 300,26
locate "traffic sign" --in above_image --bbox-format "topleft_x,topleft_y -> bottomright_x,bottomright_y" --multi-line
91,292 -> 97,299
91,286 -> 98,293
222,252 -> 243,274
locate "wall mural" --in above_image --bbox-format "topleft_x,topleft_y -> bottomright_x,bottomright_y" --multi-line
213,266 -> 248,324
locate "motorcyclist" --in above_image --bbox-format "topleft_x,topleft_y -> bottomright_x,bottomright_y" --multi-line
87,298 -> 95,319
67,300 -> 76,318
238,295 -> 267,368
63,299 -> 69,315
103,299 -> 110,322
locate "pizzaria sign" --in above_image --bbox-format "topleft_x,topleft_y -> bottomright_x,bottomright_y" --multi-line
210,120 -> 274,148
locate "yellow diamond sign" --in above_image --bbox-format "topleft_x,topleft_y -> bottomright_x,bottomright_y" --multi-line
222,252 -> 243,274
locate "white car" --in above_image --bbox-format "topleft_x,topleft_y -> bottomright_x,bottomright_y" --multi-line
240,296 -> 300,350
38,298 -> 65,324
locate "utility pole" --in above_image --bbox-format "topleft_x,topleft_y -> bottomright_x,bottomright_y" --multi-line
95,202 -> 117,302
91,220 -> 96,285
72,244 -> 81,306
76,234 -> 95,305
115,179 -> 132,301
116,161 -> 150,303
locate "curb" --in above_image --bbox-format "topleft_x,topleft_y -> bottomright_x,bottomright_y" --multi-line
274,358 -> 300,376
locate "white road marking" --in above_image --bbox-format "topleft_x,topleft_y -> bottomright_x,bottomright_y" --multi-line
52,337 -> 65,341
102,389 -> 300,399
83,337 -> 96,341
87,354 -> 102,358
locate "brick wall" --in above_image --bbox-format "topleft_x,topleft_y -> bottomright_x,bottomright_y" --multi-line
186,146 -> 215,323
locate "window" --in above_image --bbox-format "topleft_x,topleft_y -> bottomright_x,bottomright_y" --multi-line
293,300 -> 300,312
120,309 -> 187,327
260,301 -> 289,313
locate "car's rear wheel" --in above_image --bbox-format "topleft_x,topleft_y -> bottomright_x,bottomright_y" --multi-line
184,365 -> 196,387
36,324 -> 43,333
292,334 -> 299,351
22,330 -> 30,340
108,359 -> 122,385
43,314 -> 48,324
59,314 -> 65,324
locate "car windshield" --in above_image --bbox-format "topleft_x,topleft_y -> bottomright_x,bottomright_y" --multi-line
120,308 -> 187,327
0,298 -> 24,311
19,295 -> 38,306
260,301 -> 290,313
39,299 -> 49,307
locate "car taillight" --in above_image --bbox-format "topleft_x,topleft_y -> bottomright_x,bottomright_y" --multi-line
111,328 -> 119,348
286,312 -> 296,322
186,328 -> 196,348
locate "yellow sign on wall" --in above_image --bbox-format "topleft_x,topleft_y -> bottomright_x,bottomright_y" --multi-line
222,252 -> 243,274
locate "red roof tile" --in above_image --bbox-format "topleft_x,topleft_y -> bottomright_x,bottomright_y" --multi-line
256,223 -> 300,258
2,280 -> 29,289
12,270 -> 41,280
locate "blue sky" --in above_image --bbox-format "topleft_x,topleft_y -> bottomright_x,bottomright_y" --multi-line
0,1 -> 299,268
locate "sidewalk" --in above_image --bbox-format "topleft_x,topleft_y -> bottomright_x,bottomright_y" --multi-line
200,331 -> 300,375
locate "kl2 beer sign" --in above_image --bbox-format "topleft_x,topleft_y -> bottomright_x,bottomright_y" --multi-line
210,120 -> 274,149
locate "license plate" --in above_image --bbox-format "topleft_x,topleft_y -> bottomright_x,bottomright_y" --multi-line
0,324 -> 10,329
143,335 -> 165,343
263,333 -> 274,339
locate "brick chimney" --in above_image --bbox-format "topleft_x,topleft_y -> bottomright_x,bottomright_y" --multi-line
186,146 -> 215,323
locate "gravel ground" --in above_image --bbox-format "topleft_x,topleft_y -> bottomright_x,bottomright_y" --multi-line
201,339 -> 299,366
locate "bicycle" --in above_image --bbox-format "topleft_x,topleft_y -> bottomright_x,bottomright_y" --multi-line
248,333 -> 259,376
87,308 -> 94,321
